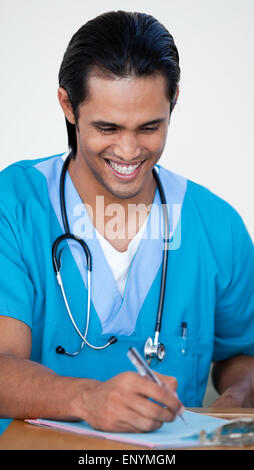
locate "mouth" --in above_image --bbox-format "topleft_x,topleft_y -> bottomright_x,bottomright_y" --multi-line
104,158 -> 145,180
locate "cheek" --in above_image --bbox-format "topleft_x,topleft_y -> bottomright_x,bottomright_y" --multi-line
140,132 -> 167,154
80,134 -> 108,157
80,129 -> 167,157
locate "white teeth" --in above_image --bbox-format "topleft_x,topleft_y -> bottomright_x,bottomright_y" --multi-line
108,160 -> 141,175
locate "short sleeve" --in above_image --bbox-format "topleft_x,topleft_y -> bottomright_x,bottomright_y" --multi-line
0,209 -> 34,328
213,212 -> 254,361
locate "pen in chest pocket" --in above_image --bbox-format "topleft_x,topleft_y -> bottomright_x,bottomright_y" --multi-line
181,321 -> 188,354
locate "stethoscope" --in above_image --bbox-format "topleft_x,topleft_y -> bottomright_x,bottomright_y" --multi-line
53,150 -> 169,365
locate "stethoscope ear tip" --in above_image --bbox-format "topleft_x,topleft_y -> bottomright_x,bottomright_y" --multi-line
56,345 -> 66,354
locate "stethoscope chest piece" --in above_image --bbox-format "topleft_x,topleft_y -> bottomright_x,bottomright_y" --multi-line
144,336 -> 166,365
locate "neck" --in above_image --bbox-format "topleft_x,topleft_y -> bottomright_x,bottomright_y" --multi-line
67,154 -> 157,249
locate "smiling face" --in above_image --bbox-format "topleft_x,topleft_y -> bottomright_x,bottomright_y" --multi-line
59,71 -> 173,202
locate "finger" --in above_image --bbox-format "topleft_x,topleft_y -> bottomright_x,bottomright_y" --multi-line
120,372 -> 183,418
127,393 -> 176,423
162,383 -> 185,416
136,377 -> 183,418
118,408 -> 163,433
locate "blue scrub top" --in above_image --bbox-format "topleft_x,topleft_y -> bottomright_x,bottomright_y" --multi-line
0,151 -> 254,433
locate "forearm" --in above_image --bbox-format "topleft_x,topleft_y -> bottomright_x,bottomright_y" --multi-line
0,354 -> 186,433
0,353 -> 97,421
212,354 -> 254,407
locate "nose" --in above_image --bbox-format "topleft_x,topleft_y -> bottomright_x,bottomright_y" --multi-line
114,132 -> 141,161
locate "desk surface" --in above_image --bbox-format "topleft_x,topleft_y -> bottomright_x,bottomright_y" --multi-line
1,408 -> 254,450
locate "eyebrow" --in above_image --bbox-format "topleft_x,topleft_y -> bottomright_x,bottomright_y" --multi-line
90,118 -> 165,129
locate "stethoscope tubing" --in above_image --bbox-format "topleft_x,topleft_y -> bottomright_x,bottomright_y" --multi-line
151,169 -> 169,335
53,151 -> 169,360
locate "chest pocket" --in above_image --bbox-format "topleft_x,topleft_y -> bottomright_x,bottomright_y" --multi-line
150,332 -> 213,407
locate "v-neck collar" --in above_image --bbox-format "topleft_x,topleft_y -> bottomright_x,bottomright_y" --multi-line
35,152 -> 187,337
64,160 -> 162,335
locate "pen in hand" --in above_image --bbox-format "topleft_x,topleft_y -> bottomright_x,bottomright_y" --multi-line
127,347 -> 187,425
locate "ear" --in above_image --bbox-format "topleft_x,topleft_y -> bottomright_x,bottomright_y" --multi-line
57,87 -> 76,125
175,86 -> 180,104
172,86 -> 180,108
169,86 -> 180,118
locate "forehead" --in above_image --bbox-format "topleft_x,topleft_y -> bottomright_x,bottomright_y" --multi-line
79,72 -> 169,123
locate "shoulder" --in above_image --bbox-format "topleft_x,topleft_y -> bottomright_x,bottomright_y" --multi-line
0,152 -> 65,214
0,152 -> 64,185
184,177 -> 253,268
159,163 -> 243,226
185,177 -> 245,234
157,164 -> 251,254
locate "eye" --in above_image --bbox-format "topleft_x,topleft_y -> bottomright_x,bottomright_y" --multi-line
96,127 -> 117,134
95,125 -> 160,134
140,126 -> 160,133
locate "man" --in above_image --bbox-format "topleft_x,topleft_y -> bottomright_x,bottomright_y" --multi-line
0,11 -> 254,436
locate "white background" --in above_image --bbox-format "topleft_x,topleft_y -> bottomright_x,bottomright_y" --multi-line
0,0 -> 253,404
0,0 -> 253,239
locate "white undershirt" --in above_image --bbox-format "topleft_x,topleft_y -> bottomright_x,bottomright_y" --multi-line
95,218 -> 149,297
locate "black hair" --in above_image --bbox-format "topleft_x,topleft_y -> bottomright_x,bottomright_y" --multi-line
58,10 -> 180,158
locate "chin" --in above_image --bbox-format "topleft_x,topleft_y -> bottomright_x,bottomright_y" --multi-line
106,185 -> 141,200
93,166 -> 147,200
112,191 -> 140,200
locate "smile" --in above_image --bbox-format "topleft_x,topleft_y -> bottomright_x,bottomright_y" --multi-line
105,159 -> 144,177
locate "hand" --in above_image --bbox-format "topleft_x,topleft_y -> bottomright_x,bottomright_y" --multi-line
210,356 -> 254,408
79,371 -> 183,433
209,383 -> 253,408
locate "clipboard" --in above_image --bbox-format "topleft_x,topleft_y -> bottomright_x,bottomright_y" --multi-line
26,410 -> 233,449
